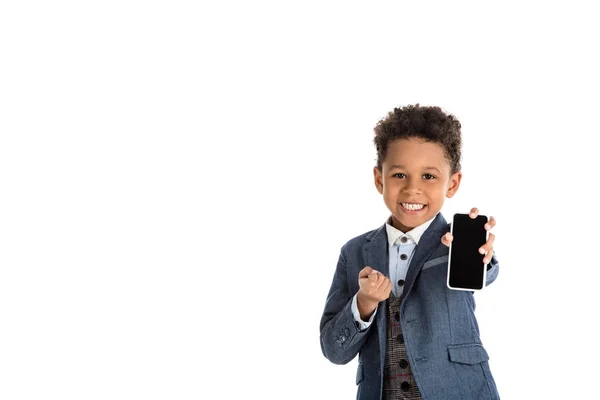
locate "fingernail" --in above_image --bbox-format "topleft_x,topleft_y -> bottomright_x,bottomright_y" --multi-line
479,248 -> 486,254
485,224 -> 490,229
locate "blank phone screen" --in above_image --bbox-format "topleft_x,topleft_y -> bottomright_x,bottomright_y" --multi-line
448,214 -> 487,290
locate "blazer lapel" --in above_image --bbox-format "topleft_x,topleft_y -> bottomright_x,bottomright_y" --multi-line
402,213 -> 449,301
362,225 -> 389,373
362,225 -> 389,276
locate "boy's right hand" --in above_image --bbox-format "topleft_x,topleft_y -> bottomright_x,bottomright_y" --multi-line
356,266 -> 392,320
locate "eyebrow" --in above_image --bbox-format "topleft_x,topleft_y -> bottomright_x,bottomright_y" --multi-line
389,165 -> 443,174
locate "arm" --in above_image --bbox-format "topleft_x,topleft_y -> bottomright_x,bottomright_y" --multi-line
319,248 -> 376,365
351,293 -> 377,330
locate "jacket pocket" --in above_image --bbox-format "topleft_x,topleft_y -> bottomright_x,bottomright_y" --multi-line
356,364 -> 364,385
448,343 -> 489,364
448,343 -> 498,399
422,255 -> 448,271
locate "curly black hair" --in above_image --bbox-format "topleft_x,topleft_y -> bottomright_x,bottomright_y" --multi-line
373,104 -> 462,173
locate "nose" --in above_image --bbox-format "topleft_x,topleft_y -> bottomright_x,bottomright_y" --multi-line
403,177 -> 422,195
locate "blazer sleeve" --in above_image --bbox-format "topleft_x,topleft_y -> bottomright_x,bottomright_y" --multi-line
320,245 -> 374,365
485,252 -> 500,286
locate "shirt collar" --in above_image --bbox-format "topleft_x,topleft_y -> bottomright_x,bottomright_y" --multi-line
385,215 -> 436,246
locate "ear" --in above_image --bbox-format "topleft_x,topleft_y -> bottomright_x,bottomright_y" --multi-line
373,167 -> 384,194
446,171 -> 462,198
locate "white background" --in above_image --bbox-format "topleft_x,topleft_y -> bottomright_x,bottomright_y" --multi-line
1,1 -> 599,399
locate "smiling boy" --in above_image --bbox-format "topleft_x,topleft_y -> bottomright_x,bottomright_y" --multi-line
320,104 -> 500,399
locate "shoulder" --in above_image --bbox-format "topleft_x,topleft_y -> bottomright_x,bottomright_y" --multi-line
339,225 -> 383,253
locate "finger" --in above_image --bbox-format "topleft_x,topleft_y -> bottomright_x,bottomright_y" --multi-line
478,232 -> 495,255
373,275 -> 384,290
483,250 -> 495,264
486,232 -> 496,248
469,207 -> 479,218
380,276 -> 390,291
482,249 -> 492,263
479,233 -> 496,264
384,280 -> 393,296
481,233 -> 495,263
366,272 -> 378,286
359,272 -> 375,286
359,266 -> 374,278
375,274 -> 388,290
441,232 -> 453,247
485,216 -> 496,230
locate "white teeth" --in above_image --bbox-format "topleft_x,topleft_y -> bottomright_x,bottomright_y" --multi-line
402,203 -> 424,211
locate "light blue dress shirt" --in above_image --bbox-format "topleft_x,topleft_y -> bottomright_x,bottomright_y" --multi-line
351,216 -> 435,330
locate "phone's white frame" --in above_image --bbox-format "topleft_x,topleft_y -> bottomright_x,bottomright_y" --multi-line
446,213 -> 489,292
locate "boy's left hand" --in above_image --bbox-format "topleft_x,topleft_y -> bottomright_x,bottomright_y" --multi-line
441,207 -> 496,264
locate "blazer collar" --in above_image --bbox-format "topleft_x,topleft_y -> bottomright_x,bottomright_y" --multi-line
362,212 -> 448,272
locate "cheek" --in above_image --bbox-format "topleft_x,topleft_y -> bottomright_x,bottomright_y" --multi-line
381,179 -> 393,191
382,185 -> 397,200
440,185 -> 452,198
428,183 -> 448,199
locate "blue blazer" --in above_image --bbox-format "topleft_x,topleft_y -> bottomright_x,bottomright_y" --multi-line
320,213 -> 500,400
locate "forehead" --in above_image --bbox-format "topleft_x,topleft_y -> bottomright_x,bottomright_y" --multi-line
383,138 -> 451,169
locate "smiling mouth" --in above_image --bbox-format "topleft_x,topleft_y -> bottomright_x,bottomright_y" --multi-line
400,202 -> 426,211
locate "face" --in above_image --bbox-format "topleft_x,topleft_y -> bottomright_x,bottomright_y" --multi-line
374,138 -> 462,232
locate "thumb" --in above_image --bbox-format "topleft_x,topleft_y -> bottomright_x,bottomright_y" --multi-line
359,266 -> 374,278
441,232 -> 453,247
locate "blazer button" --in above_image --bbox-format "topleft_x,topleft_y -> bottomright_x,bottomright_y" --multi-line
399,359 -> 408,368
401,381 -> 411,391
397,279 -> 405,286
400,254 -> 408,260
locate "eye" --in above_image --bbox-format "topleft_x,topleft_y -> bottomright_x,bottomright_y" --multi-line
392,173 -> 406,178
423,173 -> 436,180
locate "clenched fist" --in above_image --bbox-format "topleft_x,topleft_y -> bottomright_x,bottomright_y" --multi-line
356,266 -> 392,321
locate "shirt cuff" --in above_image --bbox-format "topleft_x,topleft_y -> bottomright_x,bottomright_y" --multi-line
351,293 -> 377,330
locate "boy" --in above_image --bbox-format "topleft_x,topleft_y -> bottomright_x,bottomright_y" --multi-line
319,104 -> 500,399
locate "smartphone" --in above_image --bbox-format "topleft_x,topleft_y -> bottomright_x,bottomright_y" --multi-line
447,213 -> 488,291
